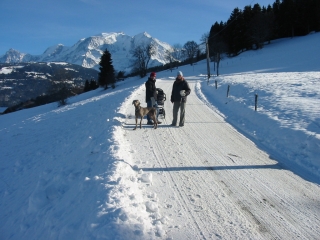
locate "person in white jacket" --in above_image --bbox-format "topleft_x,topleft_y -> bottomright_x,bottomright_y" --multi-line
170,71 -> 191,127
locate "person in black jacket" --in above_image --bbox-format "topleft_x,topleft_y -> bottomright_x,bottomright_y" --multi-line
145,72 -> 161,125
170,71 -> 191,127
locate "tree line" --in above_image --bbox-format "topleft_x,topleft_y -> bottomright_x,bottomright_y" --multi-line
126,0 -> 320,78
208,0 -> 320,57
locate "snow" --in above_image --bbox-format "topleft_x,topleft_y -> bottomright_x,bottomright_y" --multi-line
0,67 -> 14,74
64,68 -> 79,72
25,71 -> 48,79
1,87 -> 13,90
0,66 -> 24,74
47,62 -> 69,66
1,32 -> 320,239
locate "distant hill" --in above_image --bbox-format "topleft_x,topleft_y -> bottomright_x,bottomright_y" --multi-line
0,62 -> 98,107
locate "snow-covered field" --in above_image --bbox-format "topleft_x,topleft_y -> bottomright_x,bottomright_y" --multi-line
0,32 -> 319,239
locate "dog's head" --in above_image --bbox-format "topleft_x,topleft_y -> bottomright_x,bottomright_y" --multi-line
132,100 -> 140,107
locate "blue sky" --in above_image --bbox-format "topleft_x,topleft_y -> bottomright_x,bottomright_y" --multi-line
0,0 -> 274,55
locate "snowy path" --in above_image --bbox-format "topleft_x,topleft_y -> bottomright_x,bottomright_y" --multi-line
121,79 -> 320,239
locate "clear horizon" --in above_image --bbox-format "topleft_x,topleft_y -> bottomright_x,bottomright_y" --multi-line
0,0 -> 275,55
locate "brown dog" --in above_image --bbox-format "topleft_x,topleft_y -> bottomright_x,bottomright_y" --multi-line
132,100 -> 157,130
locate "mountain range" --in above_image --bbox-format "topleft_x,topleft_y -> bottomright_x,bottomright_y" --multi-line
0,32 -> 173,73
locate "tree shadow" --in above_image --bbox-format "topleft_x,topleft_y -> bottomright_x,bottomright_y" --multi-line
140,163 -> 281,172
122,124 -> 174,129
141,162 -> 320,184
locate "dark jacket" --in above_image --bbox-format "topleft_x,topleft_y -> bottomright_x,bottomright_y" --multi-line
171,77 -> 191,103
145,77 -> 157,102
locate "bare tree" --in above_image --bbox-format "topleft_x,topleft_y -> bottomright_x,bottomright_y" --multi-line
183,41 -> 199,65
131,42 -> 157,77
209,38 -> 227,76
164,49 -> 175,72
171,44 -> 184,68
200,32 -> 209,43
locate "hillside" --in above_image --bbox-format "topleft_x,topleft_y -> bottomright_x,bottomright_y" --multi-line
0,62 -> 98,107
0,32 -> 319,239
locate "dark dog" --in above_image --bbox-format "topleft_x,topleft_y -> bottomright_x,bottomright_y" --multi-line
132,100 -> 157,130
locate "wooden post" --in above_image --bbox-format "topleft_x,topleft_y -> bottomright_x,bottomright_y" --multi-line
216,53 -> 219,76
206,39 -> 211,83
255,94 -> 258,111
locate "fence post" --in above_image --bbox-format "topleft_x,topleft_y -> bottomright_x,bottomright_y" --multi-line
227,85 -> 230,97
206,39 -> 211,83
255,94 -> 258,111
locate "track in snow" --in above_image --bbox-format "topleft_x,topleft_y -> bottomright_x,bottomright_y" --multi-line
122,79 -> 320,239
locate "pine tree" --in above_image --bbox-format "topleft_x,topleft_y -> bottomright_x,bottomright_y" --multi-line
224,7 -> 243,56
98,49 -> 115,89
117,71 -> 125,80
83,80 -> 90,92
89,79 -> 98,90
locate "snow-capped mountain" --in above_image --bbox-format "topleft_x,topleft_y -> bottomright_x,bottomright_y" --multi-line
0,32 -> 173,73
0,49 -> 35,63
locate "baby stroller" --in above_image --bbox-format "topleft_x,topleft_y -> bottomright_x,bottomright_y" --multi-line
156,88 -> 166,118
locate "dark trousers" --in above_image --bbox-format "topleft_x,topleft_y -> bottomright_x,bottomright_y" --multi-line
172,102 -> 186,126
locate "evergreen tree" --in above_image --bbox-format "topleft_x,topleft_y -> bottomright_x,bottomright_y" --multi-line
208,21 -> 226,56
83,80 -> 90,92
315,0 -> 320,32
224,7 -> 244,56
208,21 -> 227,74
242,5 -> 254,50
98,49 -> 115,89
206,0 -> 319,58
117,71 -> 125,80
247,4 -> 274,49
89,79 -> 98,90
